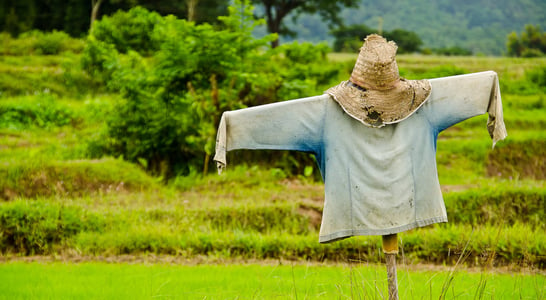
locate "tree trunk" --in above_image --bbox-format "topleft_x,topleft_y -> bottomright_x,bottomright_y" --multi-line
264,1 -> 295,48
90,0 -> 104,30
187,0 -> 198,22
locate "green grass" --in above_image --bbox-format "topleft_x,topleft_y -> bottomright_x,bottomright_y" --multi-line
0,261 -> 543,299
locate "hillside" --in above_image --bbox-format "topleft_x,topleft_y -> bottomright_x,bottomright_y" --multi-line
280,0 -> 546,55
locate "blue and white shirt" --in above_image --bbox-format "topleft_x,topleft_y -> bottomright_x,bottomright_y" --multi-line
214,71 -> 507,243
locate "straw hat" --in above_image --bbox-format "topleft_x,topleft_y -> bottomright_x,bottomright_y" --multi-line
326,34 -> 431,128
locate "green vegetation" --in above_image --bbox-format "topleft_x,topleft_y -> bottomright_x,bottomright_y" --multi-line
81,4 -> 348,177
0,7 -> 545,300
2,0 -> 545,56
326,0 -> 546,55
251,0 -> 359,48
0,43 -> 545,268
507,24 -> 546,57
0,262 -> 544,299
0,0 -> 229,37
331,24 -> 423,53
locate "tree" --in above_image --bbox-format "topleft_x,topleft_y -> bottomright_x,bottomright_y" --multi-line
252,0 -> 358,48
506,24 -> 546,57
91,0 -> 104,28
331,24 -> 374,52
331,25 -> 423,54
138,0 -> 228,25
83,2 -> 279,177
383,29 -> 423,54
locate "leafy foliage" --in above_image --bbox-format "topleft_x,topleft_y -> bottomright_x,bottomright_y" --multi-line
430,46 -> 473,56
0,30 -> 84,56
0,158 -> 159,200
331,24 -> 423,53
0,201 -> 105,255
82,3 -> 268,176
0,94 -> 76,129
251,0 -> 358,47
90,7 -> 163,55
82,3 -> 344,177
330,24 -> 375,52
507,24 -> 546,57
0,0 -> 228,37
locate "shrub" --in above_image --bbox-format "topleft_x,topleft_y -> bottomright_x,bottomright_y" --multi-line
0,30 -> 84,55
331,25 -> 423,53
90,7 -> 163,55
433,46 -> 473,56
277,41 -> 330,64
83,2 -> 282,177
0,94 -> 76,129
331,24 -> 375,53
444,186 -> 545,227
506,24 -> 546,57
383,28 -> 423,53
33,30 -> 72,55
80,35 -> 120,85
521,48 -> 544,58
0,158 -> 159,200
0,201 -> 104,255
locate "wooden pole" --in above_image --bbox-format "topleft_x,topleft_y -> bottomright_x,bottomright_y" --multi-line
382,234 -> 399,300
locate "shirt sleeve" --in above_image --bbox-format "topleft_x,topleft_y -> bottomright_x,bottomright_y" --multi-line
424,71 -> 507,147
213,94 -> 328,174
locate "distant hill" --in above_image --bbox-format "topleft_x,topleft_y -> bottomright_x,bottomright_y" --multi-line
278,0 -> 546,55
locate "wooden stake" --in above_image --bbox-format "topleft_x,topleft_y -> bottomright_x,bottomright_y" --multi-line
382,234 -> 399,300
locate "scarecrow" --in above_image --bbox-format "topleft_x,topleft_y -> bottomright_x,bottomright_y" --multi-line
214,34 -> 507,299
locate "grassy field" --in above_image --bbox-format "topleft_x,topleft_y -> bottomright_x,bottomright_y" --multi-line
0,51 -> 545,298
0,261 -> 544,299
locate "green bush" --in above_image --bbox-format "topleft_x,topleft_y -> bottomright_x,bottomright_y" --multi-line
444,186 -> 545,228
0,94 -> 76,129
0,201 -> 104,255
33,30 -> 72,55
331,24 -> 375,52
506,24 -> 546,57
383,29 -> 423,53
0,158 -> 159,200
80,35 -> 120,86
82,2 -> 290,177
432,46 -> 473,56
277,41 -> 330,64
330,25 -> 422,53
0,54 -> 93,97
0,30 -> 84,55
90,7 -> 163,55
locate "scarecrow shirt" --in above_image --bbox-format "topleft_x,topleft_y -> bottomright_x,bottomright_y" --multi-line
214,71 -> 507,243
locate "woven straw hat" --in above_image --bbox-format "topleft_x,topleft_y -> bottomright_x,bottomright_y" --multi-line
326,34 -> 431,128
